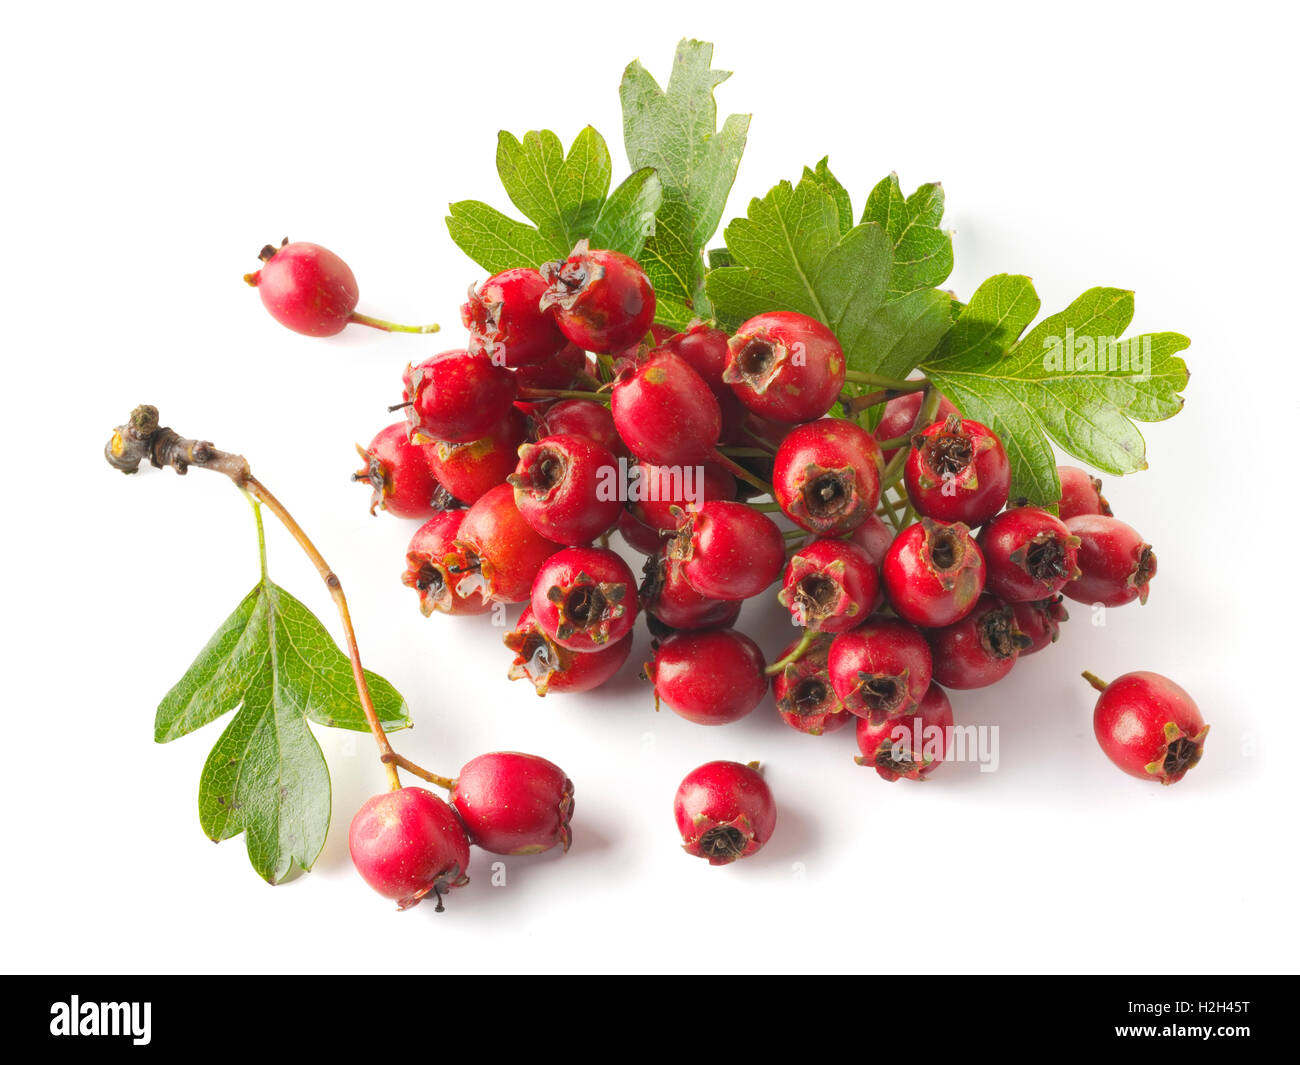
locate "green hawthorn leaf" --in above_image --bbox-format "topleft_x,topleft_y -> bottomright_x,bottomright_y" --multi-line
590,167 -> 663,259
156,579 -> 410,883
803,157 -> 853,237
922,275 -> 1190,504
444,200 -> 562,274
496,128 -> 612,253
621,39 -> 750,326
862,173 -> 953,298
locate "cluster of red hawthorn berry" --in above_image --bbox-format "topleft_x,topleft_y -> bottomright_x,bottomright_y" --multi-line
248,236 -> 1209,895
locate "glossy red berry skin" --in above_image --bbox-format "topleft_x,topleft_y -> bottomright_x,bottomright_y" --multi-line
977,506 -> 1081,603
352,422 -> 442,519
850,514 -> 895,567
874,390 -> 961,462
452,483 -> 562,604
724,311 -> 846,423
1089,672 -> 1208,784
779,539 -> 881,633
450,752 -> 574,855
402,511 -> 492,617
461,268 -> 566,367
508,434 -> 622,545
904,415 -> 1010,526
615,509 -> 665,555
535,399 -> 624,457
504,606 -> 632,695
629,460 -> 735,532
648,629 -> 767,725
640,551 -> 742,633
425,407 -> 527,506
669,500 -> 785,601
349,787 -> 470,911
772,419 -> 883,535
927,594 -> 1030,690
403,350 -> 517,444
611,351 -> 721,466
1011,596 -> 1068,655
674,761 -> 777,865
882,519 -> 985,627
245,241 -> 358,337
828,617 -> 933,721
1062,515 -> 1156,607
530,547 -> 638,652
514,341 -> 587,394
772,633 -> 849,735
539,241 -> 656,354
1057,466 -> 1112,521
663,323 -> 731,395
855,683 -> 954,782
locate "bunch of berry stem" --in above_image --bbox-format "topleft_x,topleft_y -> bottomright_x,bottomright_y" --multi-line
347,312 -> 441,334
104,405 -> 454,793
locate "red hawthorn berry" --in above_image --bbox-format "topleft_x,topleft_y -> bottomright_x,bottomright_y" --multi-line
530,547 -> 638,652
673,761 -> 777,865
352,422 -> 446,519
881,518 -> 986,628
772,418 -> 884,535
647,629 -> 767,725
504,606 -> 632,695
724,311 -> 846,423
450,752 -> 574,855
771,633 -> 850,735
1086,671 -> 1209,785
539,240 -> 656,354
349,788 -> 470,911
461,267 -> 567,367
402,511 -> 492,617
977,506 -> 1081,603
904,414 -> 1010,526
778,539 -> 881,633
854,683 -> 955,782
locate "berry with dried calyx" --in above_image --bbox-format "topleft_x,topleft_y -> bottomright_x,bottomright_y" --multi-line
1062,514 -> 1156,607
724,311 -> 846,423
402,511 -> 492,617
778,539 -> 881,633
647,629 -> 767,725
245,240 -> 358,337
640,550 -> 742,633
539,240 -> 656,354
874,390 -> 961,462
927,594 -> 1030,689
504,606 -> 632,695
461,267 -> 566,367
508,434 -> 623,545
855,683 -> 954,782
530,547 -> 638,652
535,398 -> 625,456
1011,596 -> 1068,655
674,761 -> 777,865
450,752 -> 574,855
881,518 -> 986,628
1085,671 -> 1208,785
772,633 -> 849,735
977,506 -> 1081,603
402,350 -> 517,444
451,483 -> 563,604
827,617 -> 933,721
668,500 -> 785,601
349,787 -> 470,911
353,422 -> 446,519
1057,465 -> 1112,520
904,414 -> 1010,526
772,419 -> 883,535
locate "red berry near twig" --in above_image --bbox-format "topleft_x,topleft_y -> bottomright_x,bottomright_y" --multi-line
539,240 -> 656,354
504,606 -> 632,695
402,511 -> 492,617
874,390 -> 961,462
673,761 -> 777,865
647,629 -> 767,725
1057,465 -> 1112,520
508,434 -> 622,545
882,518 -> 986,628
1011,596 -> 1068,655
450,752 -> 574,855
349,787 -> 470,911
1062,515 -> 1156,606
461,268 -> 567,367
904,414 -> 1010,526
772,633 -> 849,735
402,350 -> 517,444
452,483 -> 563,603
425,407 -> 528,506
668,500 -> 785,601
926,594 -> 1030,689
849,514 -> 895,566
629,460 -> 736,532
662,323 -> 732,395
535,398 -> 624,456
616,509 -> 666,555
352,422 -> 445,519
530,547 -> 638,651
854,683 -> 954,782
245,240 -> 359,337
723,311 -> 846,423
514,341 -> 588,393
828,617 -> 933,721
611,351 -> 722,465
772,419 -> 883,535
779,539 -> 881,633
1085,671 -> 1208,785
640,550 -> 742,633
977,506 -> 1081,603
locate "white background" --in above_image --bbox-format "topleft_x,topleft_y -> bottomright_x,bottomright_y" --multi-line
4,1 -> 1296,975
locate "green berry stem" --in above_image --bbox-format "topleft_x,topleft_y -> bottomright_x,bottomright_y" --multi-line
764,629 -> 816,675
347,312 -> 441,334
1081,671 -> 1110,692
841,382 -> 927,413
518,387 -> 611,403
743,500 -> 782,512
710,449 -> 774,496
843,369 -> 928,391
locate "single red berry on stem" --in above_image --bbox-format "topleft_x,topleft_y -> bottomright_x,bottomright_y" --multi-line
504,606 -> 632,695
508,434 -> 622,545
882,518 -> 986,628
461,268 -> 567,367
904,414 -> 1010,526
425,407 -> 528,506
668,500 -> 785,601
724,311 -> 846,423
639,550 -> 742,633
977,506 -> 1081,603
1011,596 -> 1068,655
402,511 -> 492,617
349,787 -> 470,911
772,633 -> 849,735
352,422 -> 444,519
828,617 -> 933,721
1062,514 -> 1156,606
1057,466 -> 1112,520
245,240 -> 358,337
674,761 -> 777,865
772,419 -> 883,535
530,546 -> 638,652
611,351 -> 722,466
927,594 -> 1030,689
452,483 -> 563,604
539,240 -> 656,354
648,629 -> 767,725
779,539 -> 881,633
450,752 -> 574,855
402,350 -> 517,444
855,683 -> 954,782
1086,671 -> 1208,785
